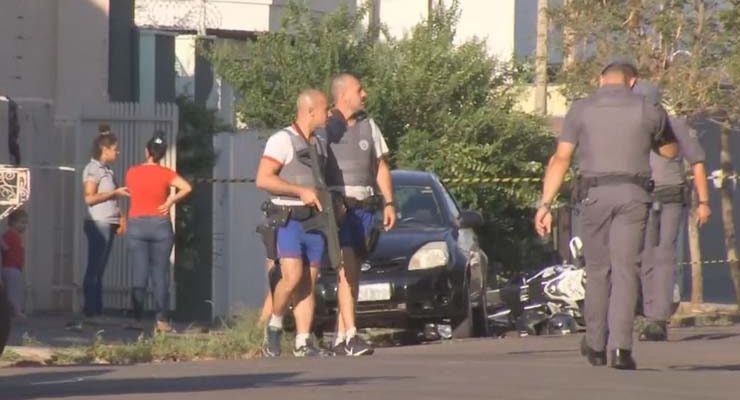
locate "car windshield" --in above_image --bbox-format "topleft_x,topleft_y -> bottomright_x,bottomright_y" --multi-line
384,185 -> 444,226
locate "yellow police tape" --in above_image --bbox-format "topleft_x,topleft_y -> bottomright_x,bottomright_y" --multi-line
192,176 -> 548,185
194,172 -> 740,187
679,259 -> 739,266
193,177 -> 256,184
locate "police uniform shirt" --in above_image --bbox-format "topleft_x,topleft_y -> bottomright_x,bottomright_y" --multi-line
650,116 -> 705,186
560,85 -> 668,179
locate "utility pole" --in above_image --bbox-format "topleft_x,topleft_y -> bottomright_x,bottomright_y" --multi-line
534,0 -> 549,116
198,0 -> 207,36
368,0 -> 380,42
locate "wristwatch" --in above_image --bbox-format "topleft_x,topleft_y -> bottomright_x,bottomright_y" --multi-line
384,201 -> 395,208
538,201 -> 551,211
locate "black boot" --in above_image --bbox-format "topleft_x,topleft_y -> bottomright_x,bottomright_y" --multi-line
639,321 -> 667,342
610,349 -> 637,370
580,336 -> 607,366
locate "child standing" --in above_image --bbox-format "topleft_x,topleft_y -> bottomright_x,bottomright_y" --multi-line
1,209 -> 28,319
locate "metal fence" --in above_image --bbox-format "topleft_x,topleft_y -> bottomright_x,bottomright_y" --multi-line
66,102 -> 179,312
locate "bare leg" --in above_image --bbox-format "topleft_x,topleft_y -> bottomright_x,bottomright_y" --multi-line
271,258 -> 303,318
337,248 -> 361,334
259,259 -> 275,325
292,265 -> 319,337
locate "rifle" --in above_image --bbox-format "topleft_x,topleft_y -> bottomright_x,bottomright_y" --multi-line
296,137 -> 343,270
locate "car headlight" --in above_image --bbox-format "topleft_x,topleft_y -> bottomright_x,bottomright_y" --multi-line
408,242 -> 449,271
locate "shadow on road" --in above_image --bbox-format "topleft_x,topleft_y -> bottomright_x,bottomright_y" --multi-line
2,368 -> 410,400
669,364 -> 740,372
677,333 -> 740,342
506,349 -> 575,356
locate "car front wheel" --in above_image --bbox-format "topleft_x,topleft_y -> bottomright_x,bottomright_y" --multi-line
451,276 -> 474,339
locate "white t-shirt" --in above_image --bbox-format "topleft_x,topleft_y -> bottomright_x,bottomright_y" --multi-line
262,126 -> 307,206
330,118 -> 390,200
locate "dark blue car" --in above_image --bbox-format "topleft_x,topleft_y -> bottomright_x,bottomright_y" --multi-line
315,170 -> 489,338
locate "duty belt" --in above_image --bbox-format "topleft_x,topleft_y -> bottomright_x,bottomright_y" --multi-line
574,174 -> 654,203
580,174 -> 654,190
261,201 -> 317,222
343,194 -> 384,211
652,184 -> 688,205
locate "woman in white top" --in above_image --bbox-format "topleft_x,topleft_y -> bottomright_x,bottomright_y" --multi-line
81,125 -> 129,318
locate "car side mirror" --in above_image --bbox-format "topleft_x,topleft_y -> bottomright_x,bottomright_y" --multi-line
458,210 -> 484,229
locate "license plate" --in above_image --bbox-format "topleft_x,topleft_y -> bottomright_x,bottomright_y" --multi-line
358,283 -> 391,302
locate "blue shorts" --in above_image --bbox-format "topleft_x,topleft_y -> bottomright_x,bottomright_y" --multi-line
277,220 -> 326,267
339,207 -> 376,250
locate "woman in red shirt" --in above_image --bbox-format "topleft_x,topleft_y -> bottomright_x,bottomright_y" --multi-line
1,209 -> 28,320
125,132 -> 191,332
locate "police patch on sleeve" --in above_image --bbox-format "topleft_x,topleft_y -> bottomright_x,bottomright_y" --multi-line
359,139 -> 370,151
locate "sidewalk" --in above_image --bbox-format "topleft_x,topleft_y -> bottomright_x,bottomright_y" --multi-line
5,312 -> 199,349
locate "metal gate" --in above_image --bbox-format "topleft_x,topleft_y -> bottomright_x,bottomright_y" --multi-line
66,102 -> 179,312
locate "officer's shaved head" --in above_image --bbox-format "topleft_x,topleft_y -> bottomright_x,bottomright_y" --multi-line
295,89 -> 328,131
600,64 -> 638,87
296,89 -> 326,113
331,73 -> 366,115
331,74 -> 359,99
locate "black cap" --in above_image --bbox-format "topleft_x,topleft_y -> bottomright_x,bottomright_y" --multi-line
632,80 -> 662,105
601,57 -> 638,76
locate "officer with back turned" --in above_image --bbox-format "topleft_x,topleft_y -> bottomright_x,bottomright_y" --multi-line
534,59 -> 679,370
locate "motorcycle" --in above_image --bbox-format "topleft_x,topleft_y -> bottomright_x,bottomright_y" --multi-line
488,237 -> 587,337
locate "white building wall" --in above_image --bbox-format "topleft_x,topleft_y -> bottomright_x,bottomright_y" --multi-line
0,0 -> 111,122
136,0 -> 356,32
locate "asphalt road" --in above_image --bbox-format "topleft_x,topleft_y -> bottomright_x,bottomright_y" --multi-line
2,325 -> 739,400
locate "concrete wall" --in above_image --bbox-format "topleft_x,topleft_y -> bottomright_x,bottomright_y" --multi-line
155,35 -> 177,103
0,0 -> 58,100
109,0 -> 137,102
0,0 -> 111,121
212,132 -> 270,318
55,0 -> 111,121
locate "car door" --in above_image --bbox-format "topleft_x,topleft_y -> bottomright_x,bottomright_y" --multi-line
435,180 -> 487,303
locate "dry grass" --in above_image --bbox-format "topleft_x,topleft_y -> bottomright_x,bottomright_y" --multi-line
2,311 -> 295,367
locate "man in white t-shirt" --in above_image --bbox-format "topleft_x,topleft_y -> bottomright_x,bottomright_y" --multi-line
255,89 -> 329,358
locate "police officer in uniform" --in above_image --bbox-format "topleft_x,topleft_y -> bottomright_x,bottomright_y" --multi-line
534,60 -> 679,370
321,74 -> 396,356
255,89 -> 329,357
634,81 -> 711,341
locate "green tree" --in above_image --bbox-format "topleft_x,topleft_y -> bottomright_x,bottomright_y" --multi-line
174,96 -> 221,321
550,0 -> 740,305
208,0 -> 556,279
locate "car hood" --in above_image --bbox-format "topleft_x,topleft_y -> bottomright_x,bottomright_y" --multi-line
368,225 -> 451,262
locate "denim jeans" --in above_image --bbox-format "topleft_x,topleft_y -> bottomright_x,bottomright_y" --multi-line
126,217 -> 174,322
1,268 -> 23,315
83,220 -> 117,317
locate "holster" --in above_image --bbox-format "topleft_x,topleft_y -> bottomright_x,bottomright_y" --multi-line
256,201 -> 292,260
362,221 -> 382,260
573,174 -> 654,203
343,194 -> 385,260
653,184 -> 687,205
